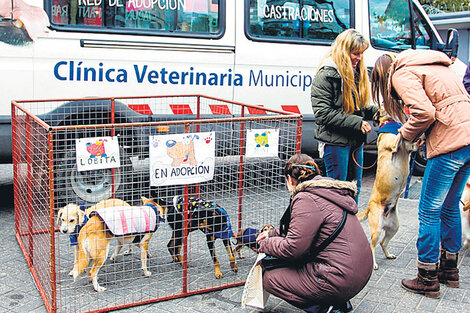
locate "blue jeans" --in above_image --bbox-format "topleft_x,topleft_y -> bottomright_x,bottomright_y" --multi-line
323,144 -> 363,202
417,145 -> 470,263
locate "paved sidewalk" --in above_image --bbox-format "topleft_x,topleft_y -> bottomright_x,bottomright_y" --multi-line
1,164 -> 470,313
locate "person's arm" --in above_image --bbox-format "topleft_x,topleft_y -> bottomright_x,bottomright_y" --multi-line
464,62 -> 470,95
258,196 -> 322,260
311,69 -> 363,132
391,69 -> 436,142
361,104 -> 379,121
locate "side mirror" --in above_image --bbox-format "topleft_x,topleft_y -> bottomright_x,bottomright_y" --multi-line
445,28 -> 459,59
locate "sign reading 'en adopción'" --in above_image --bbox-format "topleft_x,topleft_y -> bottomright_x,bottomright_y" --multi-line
149,132 -> 215,186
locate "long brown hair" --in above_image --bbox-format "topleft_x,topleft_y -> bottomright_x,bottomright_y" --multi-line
283,154 -> 320,183
370,53 -> 406,123
321,29 -> 371,114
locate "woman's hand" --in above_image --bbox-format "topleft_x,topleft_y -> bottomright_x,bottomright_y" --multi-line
361,121 -> 372,134
256,231 -> 269,245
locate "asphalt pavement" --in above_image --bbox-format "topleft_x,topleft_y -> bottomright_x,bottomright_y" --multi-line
1,163 -> 470,313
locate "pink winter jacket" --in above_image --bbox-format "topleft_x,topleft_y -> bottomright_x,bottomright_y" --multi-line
390,49 -> 470,158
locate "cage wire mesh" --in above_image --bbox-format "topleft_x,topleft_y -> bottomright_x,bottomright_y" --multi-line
12,95 -> 302,313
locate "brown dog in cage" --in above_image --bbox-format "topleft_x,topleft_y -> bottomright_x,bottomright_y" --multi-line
165,196 -> 238,279
68,197 -> 167,292
58,198 -> 133,277
232,224 -> 275,259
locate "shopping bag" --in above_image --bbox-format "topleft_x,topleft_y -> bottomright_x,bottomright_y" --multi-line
241,253 -> 270,310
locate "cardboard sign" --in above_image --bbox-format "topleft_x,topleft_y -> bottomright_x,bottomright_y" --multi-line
149,132 -> 215,186
246,129 -> 279,158
76,137 -> 121,172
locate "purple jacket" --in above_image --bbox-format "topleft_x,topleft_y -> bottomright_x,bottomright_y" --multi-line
259,176 -> 373,308
464,61 -> 470,95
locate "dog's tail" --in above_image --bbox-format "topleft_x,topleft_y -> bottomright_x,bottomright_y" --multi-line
357,207 -> 369,222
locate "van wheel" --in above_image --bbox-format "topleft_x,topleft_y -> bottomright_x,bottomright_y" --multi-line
54,149 -> 133,206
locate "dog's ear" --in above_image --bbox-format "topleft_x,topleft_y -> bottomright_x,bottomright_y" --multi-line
57,209 -> 63,221
141,196 -> 149,204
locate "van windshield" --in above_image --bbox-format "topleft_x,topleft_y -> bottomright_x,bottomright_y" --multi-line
369,0 -> 434,51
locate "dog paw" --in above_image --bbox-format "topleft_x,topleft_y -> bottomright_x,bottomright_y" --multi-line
123,248 -> 132,255
386,254 -> 397,259
231,263 -> 238,273
215,271 -> 223,279
143,270 -> 152,277
373,263 -> 379,270
463,240 -> 470,250
95,286 -> 106,292
69,270 -> 74,277
72,271 -> 79,281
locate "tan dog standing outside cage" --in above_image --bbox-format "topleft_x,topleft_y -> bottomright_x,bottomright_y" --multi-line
357,110 -> 417,270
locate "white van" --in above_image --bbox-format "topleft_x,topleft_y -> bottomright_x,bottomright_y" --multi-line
0,0 -> 464,166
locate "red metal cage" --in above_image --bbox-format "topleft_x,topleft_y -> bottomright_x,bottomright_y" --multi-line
12,95 -> 302,313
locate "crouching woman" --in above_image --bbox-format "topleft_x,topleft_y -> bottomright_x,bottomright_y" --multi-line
257,154 -> 373,312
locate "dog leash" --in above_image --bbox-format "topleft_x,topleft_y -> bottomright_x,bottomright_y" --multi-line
352,120 -> 402,170
352,138 -> 378,170
403,151 -> 418,199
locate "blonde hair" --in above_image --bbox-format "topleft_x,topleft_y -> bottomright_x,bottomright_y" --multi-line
322,29 -> 371,114
370,53 -> 406,123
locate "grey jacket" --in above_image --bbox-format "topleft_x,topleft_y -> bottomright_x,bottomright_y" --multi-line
311,58 -> 377,147
259,176 -> 373,307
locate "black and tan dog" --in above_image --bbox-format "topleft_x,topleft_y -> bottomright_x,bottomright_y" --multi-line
233,225 -> 274,259
165,196 -> 238,278
358,110 -> 417,270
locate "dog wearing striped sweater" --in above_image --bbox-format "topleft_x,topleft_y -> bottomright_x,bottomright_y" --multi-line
69,197 -> 167,292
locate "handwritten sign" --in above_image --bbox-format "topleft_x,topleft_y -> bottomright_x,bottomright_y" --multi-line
76,136 -> 121,171
246,129 -> 279,158
149,132 -> 215,186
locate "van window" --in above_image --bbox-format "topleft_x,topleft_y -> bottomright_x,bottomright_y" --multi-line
369,0 -> 411,50
49,0 -> 221,35
247,0 -> 351,43
412,4 -> 432,49
369,0 -> 433,51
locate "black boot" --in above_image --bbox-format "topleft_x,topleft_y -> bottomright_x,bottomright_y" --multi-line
438,250 -> 459,287
401,260 -> 440,298
303,301 -> 352,313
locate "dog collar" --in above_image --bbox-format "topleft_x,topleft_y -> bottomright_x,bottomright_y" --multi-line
378,121 -> 401,135
69,214 -> 89,246
145,203 -> 165,222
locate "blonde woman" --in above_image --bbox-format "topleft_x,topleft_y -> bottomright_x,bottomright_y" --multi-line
311,29 -> 377,202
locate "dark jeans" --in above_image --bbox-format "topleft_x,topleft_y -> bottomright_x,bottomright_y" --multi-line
417,144 -> 470,263
323,144 -> 363,203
